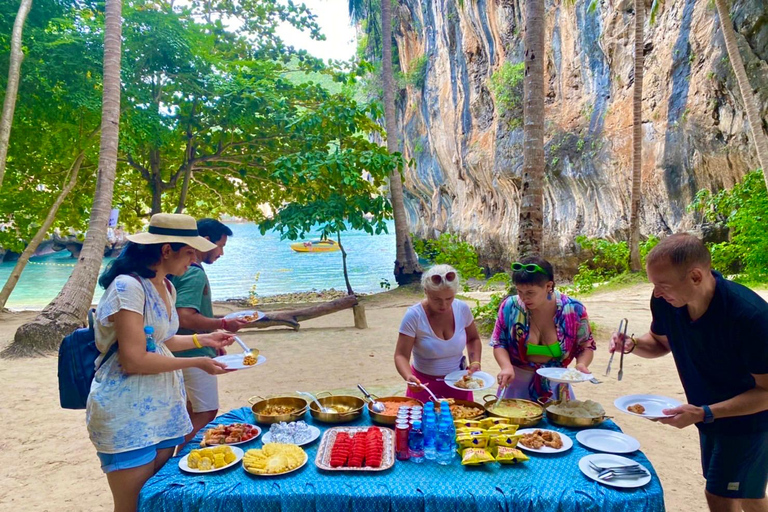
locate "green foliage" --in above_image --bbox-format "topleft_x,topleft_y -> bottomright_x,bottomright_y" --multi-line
489,62 -> 524,127
688,170 -> 768,280
471,292 -> 505,336
482,272 -> 511,291
568,235 -> 660,294
412,233 -> 485,284
404,54 -> 428,89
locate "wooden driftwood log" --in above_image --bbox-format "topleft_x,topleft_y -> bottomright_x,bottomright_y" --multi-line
241,294 -> 360,330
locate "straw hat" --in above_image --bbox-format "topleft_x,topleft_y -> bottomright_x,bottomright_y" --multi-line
126,213 -> 217,252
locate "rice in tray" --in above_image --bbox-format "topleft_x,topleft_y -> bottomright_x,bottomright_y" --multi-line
546,399 -> 605,418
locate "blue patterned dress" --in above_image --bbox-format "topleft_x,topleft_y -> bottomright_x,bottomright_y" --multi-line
86,275 -> 192,454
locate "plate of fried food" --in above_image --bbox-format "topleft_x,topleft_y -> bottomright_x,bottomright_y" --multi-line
614,394 -> 682,419
443,370 -> 495,391
242,443 -> 308,476
516,428 -> 573,454
180,445 -> 244,473
224,310 -> 265,323
213,353 -> 266,370
200,423 -> 261,447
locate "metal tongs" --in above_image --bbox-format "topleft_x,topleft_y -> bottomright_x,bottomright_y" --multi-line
605,318 -> 628,380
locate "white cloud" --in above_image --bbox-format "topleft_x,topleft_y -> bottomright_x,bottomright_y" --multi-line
276,0 -> 357,62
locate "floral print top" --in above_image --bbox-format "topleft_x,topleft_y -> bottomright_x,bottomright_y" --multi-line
489,291 -> 596,400
86,275 -> 192,454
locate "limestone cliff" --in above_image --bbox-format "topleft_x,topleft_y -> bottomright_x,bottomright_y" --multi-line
391,0 -> 768,271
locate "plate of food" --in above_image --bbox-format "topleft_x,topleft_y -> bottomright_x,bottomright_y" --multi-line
213,353 -> 266,370
576,430 -> 640,454
578,453 -> 651,489
180,445 -> 244,473
242,443 -> 308,476
315,426 -> 395,471
517,428 -> 573,454
224,310 -> 265,323
261,421 -> 321,446
614,394 -> 682,419
536,367 -> 592,384
200,423 -> 261,447
443,370 -> 495,391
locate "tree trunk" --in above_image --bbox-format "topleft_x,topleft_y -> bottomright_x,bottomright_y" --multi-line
0,152 -> 85,309
240,294 -> 359,330
517,0 -> 545,257
175,164 -> 192,213
0,0 -> 33,189
337,232 -> 354,295
381,0 -> 422,285
714,0 -> 768,189
6,0 -> 123,357
150,148 -> 163,214
628,0 -> 644,272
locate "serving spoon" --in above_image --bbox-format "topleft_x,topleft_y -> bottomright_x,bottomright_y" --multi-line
357,384 -> 385,413
233,336 -> 252,356
296,390 -> 333,413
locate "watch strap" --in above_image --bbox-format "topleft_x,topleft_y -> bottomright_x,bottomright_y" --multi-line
701,404 -> 714,424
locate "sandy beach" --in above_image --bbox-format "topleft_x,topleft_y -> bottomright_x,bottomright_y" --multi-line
1,283 -> 765,512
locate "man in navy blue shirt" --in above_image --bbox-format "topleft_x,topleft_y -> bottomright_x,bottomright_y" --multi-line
611,233 -> 768,512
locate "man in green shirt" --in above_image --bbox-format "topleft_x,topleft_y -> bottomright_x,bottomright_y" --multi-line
172,219 -> 248,443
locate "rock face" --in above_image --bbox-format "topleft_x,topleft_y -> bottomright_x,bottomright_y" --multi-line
391,0 -> 768,272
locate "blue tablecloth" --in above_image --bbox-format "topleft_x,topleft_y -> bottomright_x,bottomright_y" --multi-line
139,407 -> 665,512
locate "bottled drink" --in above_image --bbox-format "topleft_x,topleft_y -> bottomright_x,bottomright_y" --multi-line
144,326 -> 156,353
438,400 -> 450,422
423,414 -> 437,460
408,420 -> 425,463
395,422 -> 410,461
435,418 -> 454,465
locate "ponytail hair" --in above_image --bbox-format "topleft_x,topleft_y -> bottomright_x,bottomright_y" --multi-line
99,241 -> 186,289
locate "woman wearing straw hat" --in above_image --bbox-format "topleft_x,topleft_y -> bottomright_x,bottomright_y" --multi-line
86,213 -> 235,512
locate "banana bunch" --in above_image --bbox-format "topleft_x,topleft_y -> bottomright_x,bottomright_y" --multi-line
243,443 -> 306,475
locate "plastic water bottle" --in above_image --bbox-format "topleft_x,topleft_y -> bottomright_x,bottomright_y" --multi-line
408,420 -> 425,463
144,326 -> 156,352
436,418 -> 454,465
423,413 -> 438,460
439,400 -> 450,422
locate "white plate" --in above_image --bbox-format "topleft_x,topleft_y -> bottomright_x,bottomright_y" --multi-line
536,367 -> 592,384
261,425 -> 322,447
576,430 -> 640,454
443,370 -> 495,391
224,310 -> 265,322
243,450 -> 308,476
179,446 -> 244,473
200,424 -> 262,447
614,394 -> 682,419
578,453 -> 651,488
516,428 -> 573,454
213,354 -> 266,371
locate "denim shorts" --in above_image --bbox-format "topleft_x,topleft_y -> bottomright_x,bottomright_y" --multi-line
700,430 -> 768,499
97,436 -> 184,474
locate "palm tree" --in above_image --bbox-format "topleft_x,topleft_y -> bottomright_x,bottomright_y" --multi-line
0,0 -> 34,188
713,0 -> 768,189
7,0 -> 124,356
349,0 -> 422,284
517,0 -> 545,257
628,0 -> 645,271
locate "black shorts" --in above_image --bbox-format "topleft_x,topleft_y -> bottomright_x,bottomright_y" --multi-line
700,430 -> 768,499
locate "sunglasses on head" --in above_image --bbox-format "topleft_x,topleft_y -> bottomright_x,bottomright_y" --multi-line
511,262 -> 548,275
430,271 -> 457,285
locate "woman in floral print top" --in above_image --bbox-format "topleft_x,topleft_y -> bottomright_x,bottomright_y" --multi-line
490,256 -> 596,402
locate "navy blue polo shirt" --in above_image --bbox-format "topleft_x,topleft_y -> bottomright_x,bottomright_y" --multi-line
650,271 -> 768,434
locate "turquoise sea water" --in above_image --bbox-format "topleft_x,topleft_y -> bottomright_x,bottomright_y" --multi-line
0,221 -> 397,310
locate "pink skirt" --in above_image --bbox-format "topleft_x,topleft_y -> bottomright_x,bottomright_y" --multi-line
405,366 -> 474,403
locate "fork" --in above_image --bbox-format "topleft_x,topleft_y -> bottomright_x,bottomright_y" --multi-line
599,469 -> 648,480
588,376 -> 602,384
589,461 -> 641,473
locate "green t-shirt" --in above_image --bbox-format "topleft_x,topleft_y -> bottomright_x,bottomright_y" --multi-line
171,264 -> 217,358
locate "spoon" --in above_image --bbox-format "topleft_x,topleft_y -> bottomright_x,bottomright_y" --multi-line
233,336 -> 252,356
408,381 -> 440,403
357,384 -> 385,413
296,390 -> 333,413
493,386 -> 507,410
